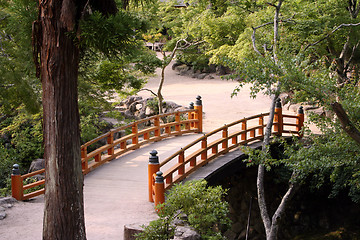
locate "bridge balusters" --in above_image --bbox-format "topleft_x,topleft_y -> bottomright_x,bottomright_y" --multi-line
81,146 -> 88,171
132,123 -> 139,147
241,120 -> 247,141
212,145 -> 218,155
274,98 -> 283,136
250,126 -> 255,138
194,96 -> 203,133
259,115 -> 264,136
222,126 -> 228,151
95,153 -> 101,162
201,137 -> 207,161
175,112 -> 181,133
148,150 -> 159,202
107,132 -> 114,155
11,164 -> 23,201
190,157 -> 196,167
297,106 -> 304,137
178,150 -> 185,175
154,117 -> 160,137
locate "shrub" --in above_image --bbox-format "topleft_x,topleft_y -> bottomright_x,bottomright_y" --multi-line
136,180 -> 231,240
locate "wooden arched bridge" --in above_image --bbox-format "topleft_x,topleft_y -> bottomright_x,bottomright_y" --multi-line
11,96 -> 304,207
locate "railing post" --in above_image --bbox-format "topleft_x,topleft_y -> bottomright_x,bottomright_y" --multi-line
201,137 -> 207,161
154,117 -> 160,138
194,96 -> 203,133
222,125 -> 228,152
274,98 -> 283,136
132,123 -> 139,147
259,115 -> 264,136
148,150 -> 159,202
241,119 -> 247,141
154,171 -> 165,208
178,150 -> 185,175
188,102 -> 194,129
107,132 -> 114,155
175,112 -> 181,133
297,106 -> 304,138
11,164 -> 23,201
81,146 -> 88,171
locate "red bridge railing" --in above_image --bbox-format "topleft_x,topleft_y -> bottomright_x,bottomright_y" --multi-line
11,96 -> 203,201
148,99 -> 304,206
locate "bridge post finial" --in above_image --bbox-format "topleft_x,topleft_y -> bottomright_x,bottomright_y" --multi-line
297,106 -> 304,138
154,171 -> 165,209
194,96 -> 203,133
11,164 -> 23,201
148,150 -> 160,202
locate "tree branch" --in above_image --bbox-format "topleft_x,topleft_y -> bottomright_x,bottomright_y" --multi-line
345,40 -> 360,72
331,102 -> 360,145
138,88 -> 157,97
304,22 -> 360,51
269,176 -> 299,239
251,14 -> 294,57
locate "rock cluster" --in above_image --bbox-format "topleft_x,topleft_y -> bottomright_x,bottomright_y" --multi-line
116,96 -> 186,120
279,93 -> 332,117
172,63 -> 231,80
124,220 -> 201,240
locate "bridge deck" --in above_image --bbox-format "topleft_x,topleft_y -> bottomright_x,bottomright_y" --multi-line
0,134 -> 202,240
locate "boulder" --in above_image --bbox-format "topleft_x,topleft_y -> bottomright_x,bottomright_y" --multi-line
173,226 -> 201,240
123,223 -> 147,240
28,158 -> 45,173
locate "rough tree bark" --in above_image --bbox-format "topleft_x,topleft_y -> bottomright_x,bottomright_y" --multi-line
37,1 -> 86,239
331,102 -> 360,145
33,1 -> 118,239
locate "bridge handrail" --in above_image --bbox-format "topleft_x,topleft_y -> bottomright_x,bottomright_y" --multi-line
149,102 -> 305,206
11,96 -> 204,201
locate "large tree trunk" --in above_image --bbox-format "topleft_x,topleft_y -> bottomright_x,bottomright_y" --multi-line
38,1 -> 86,239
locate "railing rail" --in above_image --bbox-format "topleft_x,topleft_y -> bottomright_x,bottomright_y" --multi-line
11,96 -> 203,201
148,100 -> 305,206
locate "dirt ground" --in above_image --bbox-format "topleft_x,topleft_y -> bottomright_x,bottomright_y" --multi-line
0,58 -> 285,239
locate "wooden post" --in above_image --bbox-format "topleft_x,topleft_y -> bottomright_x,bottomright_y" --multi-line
178,150 -> 185,175
259,115 -> 264,136
201,137 -> 207,161
188,102 -> 194,129
107,132 -> 114,155
274,98 -> 283,136
241,120 -> 247,141
154,117 -> 160,138
194,96 -> 203,133
81,146 -> 88,171
154,171 -> 165,208
297,106 -> 304,138
175,112 -> 181,133
11,164 -> 23,201
148,150 -> 159,202
132,123 -> 139,147
222,126 -> 228,151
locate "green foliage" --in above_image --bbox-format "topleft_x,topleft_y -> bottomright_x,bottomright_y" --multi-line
0,145 -> 17,192
136,217 -> 175,240
0,0 -> 40,114
78,10 -> 148,56
137,180 -> 231,240
0,106 -> 43,167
